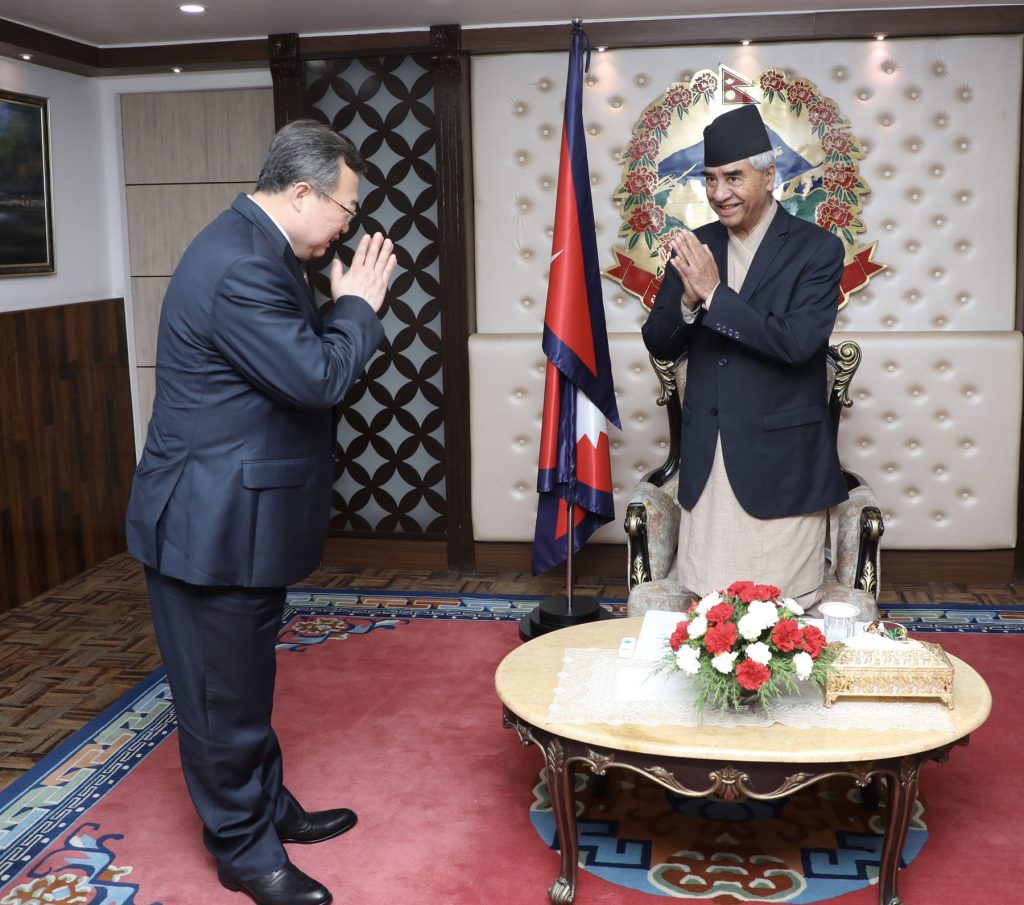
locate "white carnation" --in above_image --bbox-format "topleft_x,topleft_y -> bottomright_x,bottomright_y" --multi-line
793,650 -> 814,680
687,615 -> 708,639
675,645 -> 701,675
711,651 -> 738,674
781,597 -> 804,616
747,599 -> 781,629
696,591 -> 722,615
737,612 -> 764,641
746,641 -> 773,665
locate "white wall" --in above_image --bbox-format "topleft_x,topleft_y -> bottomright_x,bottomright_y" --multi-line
0,58 -> 113,312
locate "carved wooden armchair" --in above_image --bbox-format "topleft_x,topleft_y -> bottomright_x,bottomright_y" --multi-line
625,340 -> 884,620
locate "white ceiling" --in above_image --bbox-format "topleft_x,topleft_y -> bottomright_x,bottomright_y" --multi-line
1,0 -> 1017,48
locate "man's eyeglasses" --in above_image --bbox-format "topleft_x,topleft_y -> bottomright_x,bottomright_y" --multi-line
315,189 -> 359,221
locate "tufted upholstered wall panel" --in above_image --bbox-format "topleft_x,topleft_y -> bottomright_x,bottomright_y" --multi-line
471,36 -> 1021,334
468,35 -> 1022,552
469,332 -> 1022,549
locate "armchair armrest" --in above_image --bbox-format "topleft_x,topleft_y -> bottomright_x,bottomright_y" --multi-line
625,479 -> 681,589
832,479 -> 884,599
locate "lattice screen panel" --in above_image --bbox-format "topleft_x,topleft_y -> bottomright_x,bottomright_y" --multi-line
305,56 -> 445,535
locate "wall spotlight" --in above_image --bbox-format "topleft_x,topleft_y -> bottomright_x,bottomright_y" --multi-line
741,39 -> 751,46
179,4 -> 206,13
595,45 -> 608,52
875,33 -> 887,41
171,67 -> 183,73
20,53 -> 33,61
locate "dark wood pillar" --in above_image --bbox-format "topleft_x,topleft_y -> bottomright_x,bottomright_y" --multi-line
430,24 -> 476,572
268,33 -> 303,130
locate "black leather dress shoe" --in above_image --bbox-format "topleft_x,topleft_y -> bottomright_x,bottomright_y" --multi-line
277,807 -> 357,845
218,863 -> 331,905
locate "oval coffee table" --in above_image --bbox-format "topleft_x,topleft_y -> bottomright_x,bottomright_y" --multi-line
495,617 -> 991,905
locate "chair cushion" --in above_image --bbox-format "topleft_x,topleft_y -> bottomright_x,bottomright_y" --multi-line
625,577 -> 696,617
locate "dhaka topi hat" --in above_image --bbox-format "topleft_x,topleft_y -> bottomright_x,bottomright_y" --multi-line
703,104 -> 773,167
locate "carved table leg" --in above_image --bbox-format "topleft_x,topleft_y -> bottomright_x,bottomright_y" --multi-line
544,741 -> 579,904
877,757 -> 922,905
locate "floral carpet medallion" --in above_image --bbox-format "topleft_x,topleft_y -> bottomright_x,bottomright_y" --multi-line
1,823 -> 159,905
530,770 -> 927,901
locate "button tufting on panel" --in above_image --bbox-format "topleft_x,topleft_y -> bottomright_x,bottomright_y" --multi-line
520,248 -> 533,260
537,78 -> 551,91
933,512 -> 945,523
515,149 -> 529,164
931,267 -> 944,280
609,96 -> 623,109
958,293 -> 971,306
658,439 -> 667,449
935,410 -> 949,424
904,289 -> 920,302
906,138 -> 921,152
634,464 -> 646,474
858,437 -> 872,449
934,113 -> 948,128
588,124 -> 600,136
960,438 -> 975,452
904,241 -> 918,254
882,219 -> 896,231
931,165 -> 943,177
881,58 -> 897,75
932,61 -> 946,76
515,436 -> 528,448
514,481 -> 527,493
934,316 -> 947,327
884,463 -> 898,475
956,137 -> 970,152
934,215 -> 945,227
908,385 -> 924,399
613,485 -> 620,494
882,411 -> 897,424
907,188 -> 921,201
611,441 -> 620,450
635,74 -> 649,87
883,316 -> 897,327
858,389 -> 871,400
934,465 -> 946,477
879,112 -> 894,127
959,489 -> 973,501
512,389 -> 525,400
962,385 -> 977,399
885,361 -> 898,373
881,166 -> 894,179
935,360 -> 951,375
539,124 -> 553,138
857,87 -> 872,101
906,438 -> 921,451
635,413 -> 646,423
905,486 -> 919,499
835,316 -> 846,329
585,76 -> 597,88
512,100 -> 527,115
958,85 -> 972,101
539,176 -> 552,190
957,190 -> 971,204
906,86 -> 921,100
832,66 -> 846,80
956,240 -> 970,254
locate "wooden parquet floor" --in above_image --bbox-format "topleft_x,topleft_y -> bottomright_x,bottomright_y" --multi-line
1,550 -> 1020,792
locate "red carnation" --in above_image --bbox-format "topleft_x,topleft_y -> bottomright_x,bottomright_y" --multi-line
800,624 -> 827,659
704,621 -> 738,655
727,580 -> 754,597
707,602 -> 735,624
771,618 -> 802,652
753,584 -> 782,601
669,620 -> 690,651
737,585 -> 762,604
736,659 -> 771,691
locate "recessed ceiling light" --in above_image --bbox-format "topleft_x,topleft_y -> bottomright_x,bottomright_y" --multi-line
595,45 -> 607,52
741,39 -> 751,46
875,33 -> 887,41
20,53 -> 32,60
179,4 -> 206,13
171,67 -> 183,73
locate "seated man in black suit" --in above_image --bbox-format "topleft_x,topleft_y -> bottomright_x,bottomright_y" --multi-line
642,105 -> 848,609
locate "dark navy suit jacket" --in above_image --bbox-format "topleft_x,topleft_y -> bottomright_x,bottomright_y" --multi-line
126,194 -> 384,588
642,205 -> 848,519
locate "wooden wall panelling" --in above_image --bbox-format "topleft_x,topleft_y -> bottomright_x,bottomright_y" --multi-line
130,277 -> 170,368
120,89 -> 274,185
0,299 -> 136,613
124,182 -> 254,276
430,25 -> 476,572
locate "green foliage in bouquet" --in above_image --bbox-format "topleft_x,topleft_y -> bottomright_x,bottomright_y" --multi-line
653,581 -> 838,714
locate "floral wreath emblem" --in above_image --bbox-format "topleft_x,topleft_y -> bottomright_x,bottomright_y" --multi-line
604,65 -> 886,310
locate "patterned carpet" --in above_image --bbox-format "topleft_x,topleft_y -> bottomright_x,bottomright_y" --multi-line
1,590 -> 1019,905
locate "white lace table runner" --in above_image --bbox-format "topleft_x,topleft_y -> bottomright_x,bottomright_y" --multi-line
548,648 -> 955,732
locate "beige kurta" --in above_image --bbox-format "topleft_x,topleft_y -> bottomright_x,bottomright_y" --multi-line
676,201 -> 828,606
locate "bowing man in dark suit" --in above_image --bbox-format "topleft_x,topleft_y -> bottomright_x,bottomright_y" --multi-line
126,120 -> 397,905
642,105 -> 848,608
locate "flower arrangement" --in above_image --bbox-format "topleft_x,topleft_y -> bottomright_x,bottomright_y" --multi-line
656,581 -> 837,713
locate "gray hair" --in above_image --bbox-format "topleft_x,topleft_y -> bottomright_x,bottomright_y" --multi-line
747,150 -> 777,173
256,119 -> 366,194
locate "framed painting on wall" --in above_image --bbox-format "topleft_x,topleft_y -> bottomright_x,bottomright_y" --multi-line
0,89 -> 54,276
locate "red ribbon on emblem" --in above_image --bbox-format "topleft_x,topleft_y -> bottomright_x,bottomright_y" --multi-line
605,250 -> 664,310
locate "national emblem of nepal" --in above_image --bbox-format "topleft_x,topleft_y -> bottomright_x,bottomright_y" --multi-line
604,65 -> 886,310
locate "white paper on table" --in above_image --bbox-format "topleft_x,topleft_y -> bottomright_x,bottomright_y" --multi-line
633,610 -> 688,661
614,664 -> 699,702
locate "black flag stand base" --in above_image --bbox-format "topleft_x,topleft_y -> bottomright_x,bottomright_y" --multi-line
520,499 -> 615,641
518,593 -> 614,641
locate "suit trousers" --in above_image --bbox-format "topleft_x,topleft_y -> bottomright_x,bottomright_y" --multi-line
145,567 -> 302,880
